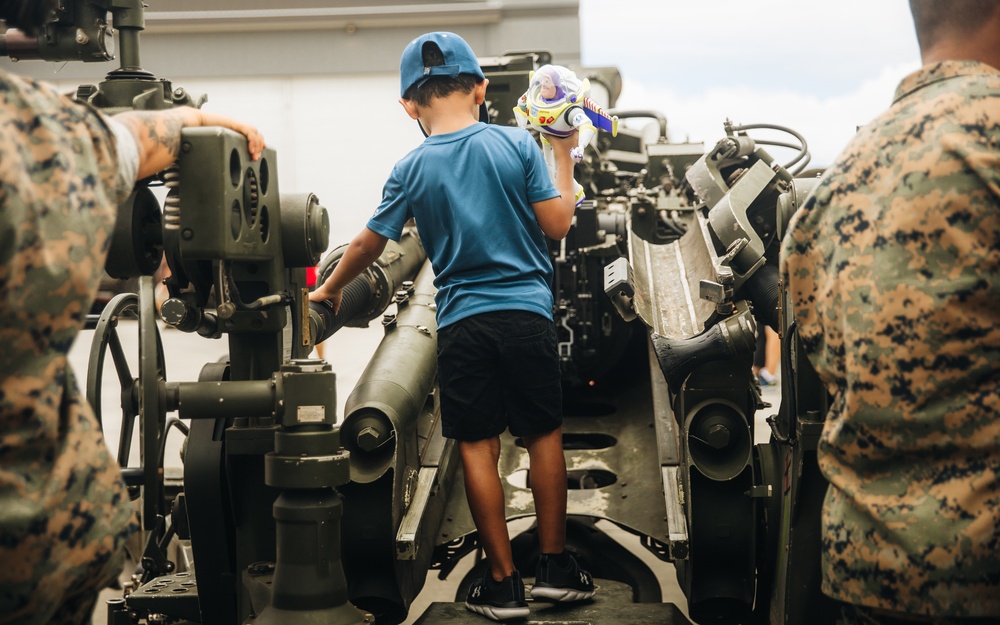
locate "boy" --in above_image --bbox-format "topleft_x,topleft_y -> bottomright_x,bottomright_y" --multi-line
310,31 -> 595,621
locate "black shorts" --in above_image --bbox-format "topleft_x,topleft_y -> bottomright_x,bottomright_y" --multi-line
437,310 -> 562,441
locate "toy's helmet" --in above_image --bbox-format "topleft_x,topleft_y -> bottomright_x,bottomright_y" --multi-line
516,65 -> 592,136
527,65 -> 587,107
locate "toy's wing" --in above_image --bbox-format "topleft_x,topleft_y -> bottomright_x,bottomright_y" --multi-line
582,98 -> 619,136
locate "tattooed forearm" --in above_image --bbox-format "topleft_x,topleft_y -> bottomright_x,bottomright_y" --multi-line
139,110 -> 186,159
113,107 -> 201,180
111,106 -> 263,181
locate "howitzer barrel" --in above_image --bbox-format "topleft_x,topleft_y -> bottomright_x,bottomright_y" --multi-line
309,229 -> 425,345
340,261 -> 438,483
336,260 -> 440,623
0,22 -> 114,63
0,29 -> 42,60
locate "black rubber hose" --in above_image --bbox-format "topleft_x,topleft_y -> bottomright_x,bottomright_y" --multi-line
729,122 -> 812,175
608,109 -> 668,139
740,263 -> 780,332
308,275 -> 375,345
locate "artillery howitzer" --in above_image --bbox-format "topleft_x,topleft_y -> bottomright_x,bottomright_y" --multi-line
576,104 -> 838,623
7,9 -> 838,622
5,3 -> 426,623
407,54 -> 840,625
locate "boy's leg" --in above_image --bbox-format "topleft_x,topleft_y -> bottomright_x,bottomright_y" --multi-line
460,436 -> 515,583
521,427 -> 567,554
523,427 -> 596,603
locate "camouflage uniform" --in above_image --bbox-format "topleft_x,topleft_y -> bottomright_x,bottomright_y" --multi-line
0,71 -> 138,624
782,60 -> 1000,618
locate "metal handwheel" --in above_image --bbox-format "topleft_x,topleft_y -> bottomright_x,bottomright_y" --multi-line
86,275 -> 168,530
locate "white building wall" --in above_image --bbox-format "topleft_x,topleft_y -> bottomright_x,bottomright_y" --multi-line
172,72 -> 426,247
7,1 -> 582,250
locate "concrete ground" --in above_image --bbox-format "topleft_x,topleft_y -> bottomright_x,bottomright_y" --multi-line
76,318 -> 781,625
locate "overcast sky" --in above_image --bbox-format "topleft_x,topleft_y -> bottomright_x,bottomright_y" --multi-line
578,0 -> 922,168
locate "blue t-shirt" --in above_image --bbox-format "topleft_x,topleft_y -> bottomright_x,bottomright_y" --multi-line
367,123 -> 559,329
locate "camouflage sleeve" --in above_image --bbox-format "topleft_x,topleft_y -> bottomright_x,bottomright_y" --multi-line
105,116 -> 139,199
781,63 -> 1000,617
71,101 -> 129,206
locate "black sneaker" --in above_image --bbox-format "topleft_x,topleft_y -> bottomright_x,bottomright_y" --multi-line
465,570 -> 530,621
530,552 -> 596,602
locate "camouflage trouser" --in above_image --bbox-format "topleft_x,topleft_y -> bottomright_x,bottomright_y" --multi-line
0,546 -> 126,625
838,603 -> 1000,625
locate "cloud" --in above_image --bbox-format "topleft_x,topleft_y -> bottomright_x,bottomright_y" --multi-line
612,61 -> 918,168
579,0 -> 923,167
580,0 -> 919,98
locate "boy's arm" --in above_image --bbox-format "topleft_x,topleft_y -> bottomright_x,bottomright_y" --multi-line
309,227 -> 389,313
531,133 -> 579,240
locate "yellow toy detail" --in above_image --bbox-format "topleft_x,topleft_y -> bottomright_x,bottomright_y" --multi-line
513,64 -> 619,206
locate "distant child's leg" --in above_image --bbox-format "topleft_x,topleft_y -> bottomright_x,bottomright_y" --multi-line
460,436 -> 515,582
764,326 -> 780,376
521,427 -> 567,554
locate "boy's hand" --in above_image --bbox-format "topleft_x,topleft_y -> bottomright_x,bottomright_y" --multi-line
309,285 -> 343,314
305,228 -> 388,317
545,132 -> 579,161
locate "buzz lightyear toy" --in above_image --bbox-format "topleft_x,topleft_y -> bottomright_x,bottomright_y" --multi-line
513,64 -> 619,206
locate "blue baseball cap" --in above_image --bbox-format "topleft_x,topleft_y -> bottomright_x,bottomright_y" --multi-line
399,31 -> 487,98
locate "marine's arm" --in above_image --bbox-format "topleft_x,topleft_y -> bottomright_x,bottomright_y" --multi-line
531,132 -> 579,239
113,106 -> 265,180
